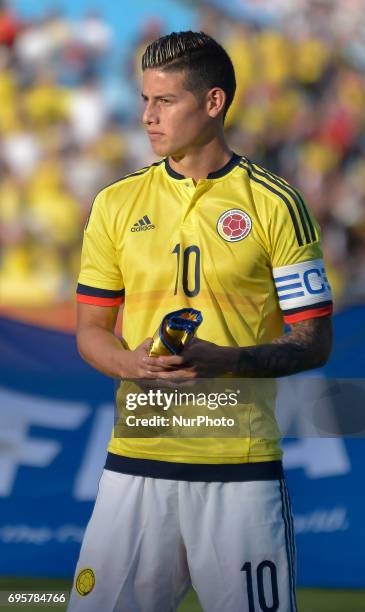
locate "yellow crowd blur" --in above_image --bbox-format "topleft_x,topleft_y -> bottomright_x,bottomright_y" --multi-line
1,12 -> 365,308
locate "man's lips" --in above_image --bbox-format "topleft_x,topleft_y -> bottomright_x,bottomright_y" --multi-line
148,132 -> 164,139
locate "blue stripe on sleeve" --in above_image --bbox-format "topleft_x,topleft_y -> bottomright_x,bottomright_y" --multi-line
274,273 -> 300,283
279,291 -> 305,301
277,283 -> 303,293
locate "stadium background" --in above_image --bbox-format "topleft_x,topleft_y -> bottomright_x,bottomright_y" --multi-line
0,0 -> 365,610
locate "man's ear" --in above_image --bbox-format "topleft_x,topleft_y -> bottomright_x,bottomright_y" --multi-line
206,87 -> 226,118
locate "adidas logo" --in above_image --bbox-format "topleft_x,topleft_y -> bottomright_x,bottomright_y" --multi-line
131,215 -> 155,232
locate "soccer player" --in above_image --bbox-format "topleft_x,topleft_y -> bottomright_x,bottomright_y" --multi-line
69,31 -> 333,612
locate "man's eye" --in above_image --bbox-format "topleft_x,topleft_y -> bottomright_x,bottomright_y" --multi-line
160,99 -> 170,104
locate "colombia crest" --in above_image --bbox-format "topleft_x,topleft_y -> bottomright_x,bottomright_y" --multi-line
217,209 -> 252,242
75,568 -> 95,596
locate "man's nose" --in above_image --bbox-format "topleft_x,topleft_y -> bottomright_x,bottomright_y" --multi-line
142,102 -> 159,126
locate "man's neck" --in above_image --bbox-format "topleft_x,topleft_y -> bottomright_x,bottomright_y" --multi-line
168,140 -> 233,183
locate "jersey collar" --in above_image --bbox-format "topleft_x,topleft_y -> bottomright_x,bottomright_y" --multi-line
164,152 -> 242,180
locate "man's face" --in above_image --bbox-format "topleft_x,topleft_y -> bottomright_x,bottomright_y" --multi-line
142,69 -> 212,157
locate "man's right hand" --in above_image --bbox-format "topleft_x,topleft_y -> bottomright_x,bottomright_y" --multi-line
76,303 -> 187,382
119,339 -> 192,394
118,338 -> 155,378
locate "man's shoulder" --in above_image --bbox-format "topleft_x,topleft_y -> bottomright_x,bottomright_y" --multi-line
238,156 -> 301,204
97,159 -> 165,199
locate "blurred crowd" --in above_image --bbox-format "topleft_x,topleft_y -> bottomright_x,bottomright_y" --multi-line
0,0 -> 364,307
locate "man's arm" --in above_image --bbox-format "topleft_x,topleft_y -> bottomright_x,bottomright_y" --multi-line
235,316 -> 332,377
76,303 -> 153,379
142,316 -> 332,379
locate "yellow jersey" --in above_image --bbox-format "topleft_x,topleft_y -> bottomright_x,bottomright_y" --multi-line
77,153 -> 332,481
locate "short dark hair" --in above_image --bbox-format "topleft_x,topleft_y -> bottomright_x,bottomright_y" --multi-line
141,31 -> 236,119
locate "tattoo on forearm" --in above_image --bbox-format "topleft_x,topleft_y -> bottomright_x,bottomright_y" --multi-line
236,317 -> 332,378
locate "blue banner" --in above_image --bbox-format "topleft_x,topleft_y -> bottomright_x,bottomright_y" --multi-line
0,308 -> 364,586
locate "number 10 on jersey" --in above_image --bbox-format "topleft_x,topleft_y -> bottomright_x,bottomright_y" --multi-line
172,244 -> 201,297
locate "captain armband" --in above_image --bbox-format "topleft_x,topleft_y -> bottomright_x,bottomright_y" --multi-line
273,258 -> 333,323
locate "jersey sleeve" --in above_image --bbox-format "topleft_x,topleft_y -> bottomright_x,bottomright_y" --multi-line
76,191 -> 124,307
269,188 -> 333,324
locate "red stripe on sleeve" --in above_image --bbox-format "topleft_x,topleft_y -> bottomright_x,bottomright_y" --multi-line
284,304 -> 333,324
76,294 -> 124,307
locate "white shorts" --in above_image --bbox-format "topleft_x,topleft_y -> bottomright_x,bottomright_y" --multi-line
68,470 -> 297,612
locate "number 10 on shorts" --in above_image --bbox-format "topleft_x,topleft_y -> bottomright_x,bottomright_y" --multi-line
241,560 -> 279,612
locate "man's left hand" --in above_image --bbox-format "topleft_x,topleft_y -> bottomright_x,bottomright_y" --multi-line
141,338 -> 238,379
